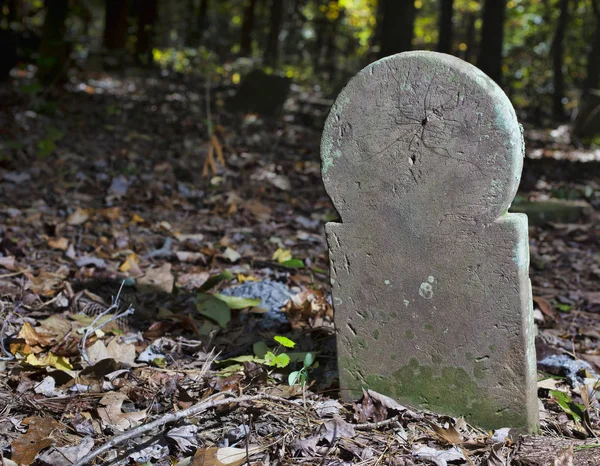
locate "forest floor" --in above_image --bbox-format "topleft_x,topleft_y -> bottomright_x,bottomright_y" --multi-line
0,69 -> 599,466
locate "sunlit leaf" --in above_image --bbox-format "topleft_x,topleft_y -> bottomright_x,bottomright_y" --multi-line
214,294 -> 261,309
274,335 -> 296,348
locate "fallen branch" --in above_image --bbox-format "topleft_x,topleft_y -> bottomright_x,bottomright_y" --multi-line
354,415 -> 400,431
72,392 -> 309,466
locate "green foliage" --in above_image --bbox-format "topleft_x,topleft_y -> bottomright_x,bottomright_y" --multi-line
196,293 -> 231,328
274,335 -> 296,348
214,294 -> 262,309
288,351 -> 316,386
550,390 -> 585,422
37,127 -> 64,158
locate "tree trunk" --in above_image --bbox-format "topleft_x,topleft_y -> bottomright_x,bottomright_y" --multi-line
103,0 -> 129,51
379,0 -> 416,58
551,0 -> 570,120
573,1 -> 600,138
583,1 -> 600,95
437,0 -> 453,54
463,12 -> 476,63
477,0 -> 507,84
264,0 -> 284,67
325,0 -> 341,77
135,0 -> 158,65
240,0 -> 258,56
38,0 -> 69,84
196,0 -> 209,44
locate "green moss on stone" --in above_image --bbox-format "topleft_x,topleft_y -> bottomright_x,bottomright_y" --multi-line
339,356 -> 529,430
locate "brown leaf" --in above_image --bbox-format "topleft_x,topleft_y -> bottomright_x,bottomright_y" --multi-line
138,263 -> 174,293
431,424 -> 463,445
11,416 -> 60,465
487,443 -> 506,466
192,446 -> 262,466
66,207 -> 90,226
552,444 -> 573,466
17,322 -> 54,347
244,199 -> 272,221
533,296 -> 557,319
0,255 -> 17,271
97,392 -> 146,431
47,237 -> 69,251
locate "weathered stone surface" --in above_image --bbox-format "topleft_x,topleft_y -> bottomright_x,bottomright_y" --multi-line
321,51 -> 538,430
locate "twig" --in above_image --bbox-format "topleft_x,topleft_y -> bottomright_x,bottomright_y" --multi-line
0,309 -> 15,361
79,281 -> 135,366
354,415 -> 400,431
72,393 -> 308,466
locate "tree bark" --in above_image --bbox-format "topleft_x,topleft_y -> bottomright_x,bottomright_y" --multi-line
195,0 -> 209,44
463,12 -> 476,63
264,0 -> 284,67
551,0 -> 570,120
38,0 -> 69,84
379,0 -> 416,58
437,0 -> 453,54
240,0 -> 258,56
103,0 -> 129,51
573,0 -> 600,138
135,0 -> 158,65
325,0 -> 341,77
583,0 -> 600,96
477,0 -> 507,84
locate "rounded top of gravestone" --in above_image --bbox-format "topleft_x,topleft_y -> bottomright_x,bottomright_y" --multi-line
321,51 -> 524,230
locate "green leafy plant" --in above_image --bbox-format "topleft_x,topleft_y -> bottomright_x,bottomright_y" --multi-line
263,335 -> 295,369
550,390 -> 585,423
288,351 -> 316,386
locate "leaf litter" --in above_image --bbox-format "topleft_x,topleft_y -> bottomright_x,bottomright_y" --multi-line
0,72 -> 598,465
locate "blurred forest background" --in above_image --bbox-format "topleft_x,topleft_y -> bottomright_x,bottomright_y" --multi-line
0,0 -> 599,135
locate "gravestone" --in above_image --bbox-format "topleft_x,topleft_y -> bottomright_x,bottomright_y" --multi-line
321,51 -> 538,430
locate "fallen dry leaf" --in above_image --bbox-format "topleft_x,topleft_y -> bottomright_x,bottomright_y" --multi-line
47,237 -> 69,251
138,263 -> 174,293
97,392 -> 147,431
18,322 -> 54,347
67,207 -> 90,226
552,444 -> 574,466
11,416 -> 60,465
192,445 -> 262,466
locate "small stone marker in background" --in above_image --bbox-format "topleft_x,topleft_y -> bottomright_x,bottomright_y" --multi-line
321,51 -> 538,430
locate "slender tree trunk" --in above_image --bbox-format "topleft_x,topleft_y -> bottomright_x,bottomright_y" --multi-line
583,1 -> 600,95
572,0 -> 600,137
325,0 -> 341,76
379,0 -> 416,58
103,0 -> 128,51
7,0 -> 19,23
463,12 -> 476,62
477,0 -> 507,84
240,0 -> 258,56
551,0 -> 570,120
437,0 -> 453,54
264,0 -> 284,67
135,0 -> 157,65
38,0 -> 69,84
195,0 -> 209,44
